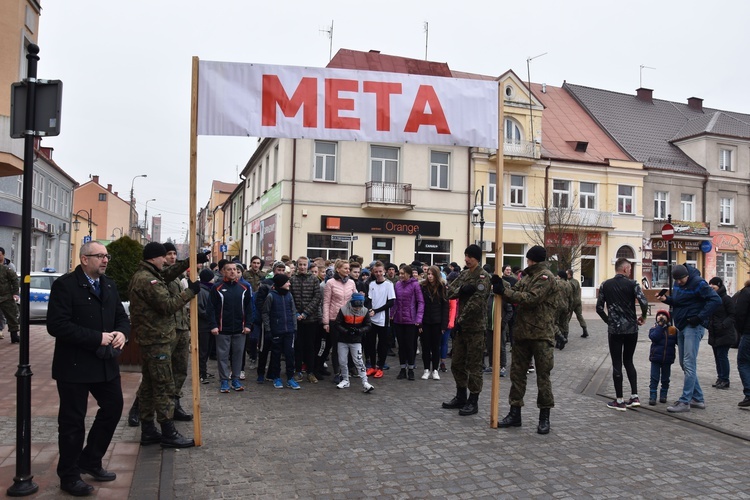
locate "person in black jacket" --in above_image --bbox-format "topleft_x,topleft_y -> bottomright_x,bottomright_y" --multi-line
47,242 -> 130,497
419,266 -> 448,380
735,274 -> 750,407
707,277 -> 736,389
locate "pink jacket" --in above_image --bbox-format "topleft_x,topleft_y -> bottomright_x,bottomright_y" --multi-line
323,276 -> 356,326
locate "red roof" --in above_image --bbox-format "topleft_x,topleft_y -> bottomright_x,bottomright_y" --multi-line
328,49 -> 453,77
532,83 -> 631,163
212,180 -> 237,194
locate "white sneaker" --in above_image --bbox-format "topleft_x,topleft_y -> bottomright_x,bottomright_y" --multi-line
421,369 -> 430,380
363,382 -> 374,393
239,370 -> 246,380
0,331 -> 4,339
432,370 -> 440,380
337,379 -> 350,389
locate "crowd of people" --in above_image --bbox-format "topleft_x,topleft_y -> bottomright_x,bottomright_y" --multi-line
36,238 -> 750,496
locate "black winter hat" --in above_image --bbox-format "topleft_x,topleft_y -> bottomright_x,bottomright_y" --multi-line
526,245 -> 547,263
464,244 -> 482,261
672,265 -> 689,280
557,270 -> 568,279
163,242 -> 177,254
273,273 -> 290,288
199,269 -> 215,283
708,277 -> 723,287
143,242 -> 167,260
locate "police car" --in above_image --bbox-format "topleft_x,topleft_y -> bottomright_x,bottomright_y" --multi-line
28,268 -> 62,321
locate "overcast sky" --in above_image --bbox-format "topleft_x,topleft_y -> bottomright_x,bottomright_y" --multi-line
36,0 -> 750,242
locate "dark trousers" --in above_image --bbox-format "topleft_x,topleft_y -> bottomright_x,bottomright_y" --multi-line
608,333 -> 639,398
256,326 -> 272,378
295,321 -> 318,372
269,330 -> 295,380
395,323 -> 417,368
56,377 -> 123,482
420,323 -> 442,371
198,329 -> 210,377
366,324 -> 390,368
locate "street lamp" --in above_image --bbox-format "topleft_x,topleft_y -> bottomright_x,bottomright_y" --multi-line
110,227 -> 124,241
129,174 -> 147,237
472,186 -> 485,256
143,199 -> 156,241
72,209 -> 93,239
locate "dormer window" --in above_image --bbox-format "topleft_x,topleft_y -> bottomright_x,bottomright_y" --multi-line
719,149 -> 732,171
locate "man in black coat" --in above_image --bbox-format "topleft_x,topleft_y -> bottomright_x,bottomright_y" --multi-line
47,241 -> 130,496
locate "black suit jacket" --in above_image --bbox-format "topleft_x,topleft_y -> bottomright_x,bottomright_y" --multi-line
47,266 -> 131,383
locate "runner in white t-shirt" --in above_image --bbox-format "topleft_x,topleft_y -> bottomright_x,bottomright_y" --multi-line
365,262 -> 396,379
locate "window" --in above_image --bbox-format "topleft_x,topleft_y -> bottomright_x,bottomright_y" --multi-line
61,190 -> 70,215
579,182 -> 596,210
509,175 -> 525,206
429,151 -> 450,190
416,239 -> 452,267
47,180 -> 53,210
370,145 -> 399,183
502,243 -> 526,272
264,155 -> 270,191
504,118 -> 522,144
273,144 -> 279,184
50,184 -> 58,214
720,197 -> 734,225
307,234 -> 349,261
314,141 -> 336,182
488,172 -> 496,205
552,180 -> 570,208
98,193 -> 107,202
617,185 -> 634,214
17,176 -> 22,198
719,149 -> 732,171
654,191 -> 668,220
681,193 -> 695,221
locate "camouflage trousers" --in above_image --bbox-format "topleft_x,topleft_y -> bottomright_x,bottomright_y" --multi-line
138,342 -> 176,423
556,310 -> 570,341
451,329 -> 484,394
171,329 -> 190,398
0,299 -> 19,332
509,338 -> 555,408
570,304 -> 587,329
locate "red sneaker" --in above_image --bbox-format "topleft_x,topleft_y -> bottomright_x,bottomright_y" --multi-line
373,368 -> 384,378
366,367 -> 376,377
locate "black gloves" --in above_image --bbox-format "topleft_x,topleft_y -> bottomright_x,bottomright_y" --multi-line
490,274 -> 502,285
459,284 -> 477,296
197,251 -> 210,264
187,279 -> 201,295
687,316 -> 701,327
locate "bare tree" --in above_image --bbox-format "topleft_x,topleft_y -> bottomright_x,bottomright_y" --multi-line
737,221 -> 750,273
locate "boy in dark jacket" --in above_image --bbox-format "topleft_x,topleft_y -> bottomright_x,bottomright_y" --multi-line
648,310 -> 677,405
707,277 -> 736,389
197,269 -> 216,384
263,274 -> 299,390
334,293 -> 374,393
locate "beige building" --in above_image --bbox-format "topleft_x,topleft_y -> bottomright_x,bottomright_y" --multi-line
197,180 -> 237,263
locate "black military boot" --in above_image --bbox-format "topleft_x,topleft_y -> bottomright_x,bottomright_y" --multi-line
10,331 -> 20,344
140,420 -> 162,446
173,398 -> 193,421
459,393 -> 479,416
160,421 -> 195,449
127,397 -> 140,427
442,387 -> 467,409
537,408 -> 551,435
581,328 -> 589,338
407,369 -> 415,381
498,405 -> 522,428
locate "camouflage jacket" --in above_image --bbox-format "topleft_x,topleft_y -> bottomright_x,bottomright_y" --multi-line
501,262 -> 558,341
446,265 -> 490,333
557,279 -> 574,315
569,277 -> 582,308
128,261 -> 196,346
243,268 -> 264,292
0,265 -> 18,301
162,260 -> 190,331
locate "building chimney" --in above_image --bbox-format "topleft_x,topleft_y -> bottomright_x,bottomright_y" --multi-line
92,175 -> 100,184
687,97 -> 703,112
114,191 -> 118,197
636,87 -> 653,103
107,184 -> 112,192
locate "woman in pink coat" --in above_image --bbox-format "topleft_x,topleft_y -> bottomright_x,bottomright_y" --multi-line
391,265 -> 424,380
323,259 -> 356,379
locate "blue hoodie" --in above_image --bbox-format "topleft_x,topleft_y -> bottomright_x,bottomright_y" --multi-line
663,266 -> 721,330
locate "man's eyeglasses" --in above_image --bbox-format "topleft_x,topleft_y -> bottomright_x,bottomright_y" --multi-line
85,254 -> 111,260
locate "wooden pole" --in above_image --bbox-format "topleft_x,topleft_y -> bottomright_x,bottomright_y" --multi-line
189,56 -> 202,445
489,82 -> 505,428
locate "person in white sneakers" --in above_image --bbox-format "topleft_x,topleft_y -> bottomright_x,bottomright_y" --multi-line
419,266 -> 448,380
333,293 -> 374,393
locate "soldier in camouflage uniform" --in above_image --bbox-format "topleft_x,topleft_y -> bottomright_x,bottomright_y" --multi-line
129,242 -> 200,449
243,255 -> 264,292
554,271 -> 574,350
0,248 -> 20,343
495,245 -> 557,435
441,245 -> 491,416
567,269 -> 589,337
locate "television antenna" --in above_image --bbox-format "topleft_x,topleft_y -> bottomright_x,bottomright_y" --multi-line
640,64 -> 656,88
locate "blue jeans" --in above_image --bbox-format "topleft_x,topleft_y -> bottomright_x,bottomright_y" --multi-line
677,325 -> 704,404
712,345 -> 730,383
649,362 -> 671,400
737,335 -> 750,398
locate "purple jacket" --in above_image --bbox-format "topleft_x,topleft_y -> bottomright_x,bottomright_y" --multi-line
392,277 -> 424,325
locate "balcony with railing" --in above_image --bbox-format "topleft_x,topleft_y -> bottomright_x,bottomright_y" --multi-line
548,209 -> 614,229
504,140 -> 540,161
362,182 -> 413,211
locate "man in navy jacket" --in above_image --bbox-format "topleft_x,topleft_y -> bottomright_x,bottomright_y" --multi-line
47,241 -> 130,496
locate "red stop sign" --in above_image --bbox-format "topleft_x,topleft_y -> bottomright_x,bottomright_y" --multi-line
661,223 -> 674,241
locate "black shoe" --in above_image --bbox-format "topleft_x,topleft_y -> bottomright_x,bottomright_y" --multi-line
442,387 -> 467,409
659,396 -> 667,404
739,397 -> 750,408
716,380 -> 730,390
537,408 -> 550,435
498,406 -> 522,428
407,369 -> 415,381
320,368 -> 332,376
127,398 -> 140,427
78,465 -> 116,482
173,398 -> 193,421
711,378 -> 721,388
60,479 -> 94,496
397,368 -> 407,380
458,394 -> 479,416
580,328 -> 589,338
160,420 -> 195,448
10,331 -> 19,344
313,372 -> 326,380
140,421 -> 162,446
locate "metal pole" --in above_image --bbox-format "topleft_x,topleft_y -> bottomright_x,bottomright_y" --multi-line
87,209 -> 92,239
7,43 -> 40,497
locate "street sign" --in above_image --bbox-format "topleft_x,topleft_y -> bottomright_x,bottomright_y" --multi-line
661,223 -> 674,241
10,80 -> 63,138
83,235 -> 91,244
700,240 -> 712,253
330,235 -> 358,242
220,244 -> 228,252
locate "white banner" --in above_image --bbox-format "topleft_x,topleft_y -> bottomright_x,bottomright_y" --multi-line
197,61 -> 498,148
